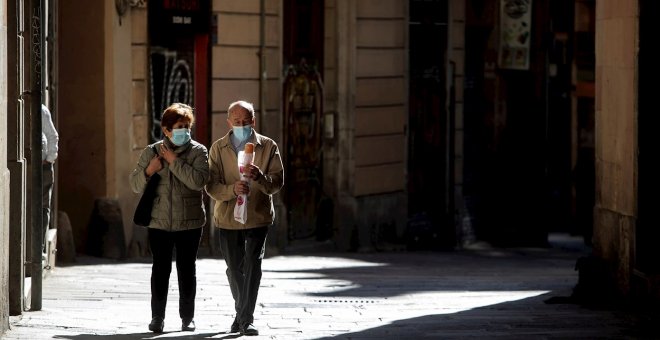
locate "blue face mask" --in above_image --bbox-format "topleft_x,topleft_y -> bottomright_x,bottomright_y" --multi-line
233,125 -> 252,142
170,128 -> 191,146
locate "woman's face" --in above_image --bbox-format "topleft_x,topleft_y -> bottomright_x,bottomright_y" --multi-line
162,119 -> 191,139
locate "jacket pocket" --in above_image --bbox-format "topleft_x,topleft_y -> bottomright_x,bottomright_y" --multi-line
152,196 -> 165,219
183,195 -> 202,221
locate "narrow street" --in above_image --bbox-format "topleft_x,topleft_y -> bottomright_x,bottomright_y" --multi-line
4,234 -> 657,339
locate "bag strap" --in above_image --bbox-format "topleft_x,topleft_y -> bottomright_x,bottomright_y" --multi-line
147,144 -> 162,180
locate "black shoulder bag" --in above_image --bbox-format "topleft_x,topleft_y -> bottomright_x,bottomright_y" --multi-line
133,146 -> 161,226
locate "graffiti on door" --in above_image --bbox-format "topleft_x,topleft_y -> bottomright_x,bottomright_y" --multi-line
149,47 -> 194,141
283,59 -> 331,241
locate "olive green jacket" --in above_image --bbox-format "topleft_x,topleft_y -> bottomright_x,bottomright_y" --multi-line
206,131 -> 284,229
130,139 -> 209,231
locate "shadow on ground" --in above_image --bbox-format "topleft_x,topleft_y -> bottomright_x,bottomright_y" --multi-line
53,331 -> 241,340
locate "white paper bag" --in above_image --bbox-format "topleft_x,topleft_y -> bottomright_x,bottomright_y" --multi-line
233,149 -> 254,224
233,193 -> 248,224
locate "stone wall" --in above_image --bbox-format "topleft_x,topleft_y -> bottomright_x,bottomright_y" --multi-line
593,0 -> 638,296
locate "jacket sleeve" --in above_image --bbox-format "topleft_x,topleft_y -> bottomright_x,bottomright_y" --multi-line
253,142 -> 284,195
169,144 -> 209,191
42,105 -> 59,163
205,143 -> 236,202
129,146 -> 155,194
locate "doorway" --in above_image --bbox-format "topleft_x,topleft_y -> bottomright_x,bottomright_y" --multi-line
282,0 -> 328,243
407,0 -> 451,249
147,0 -> 211,145
636,0 -> 660,274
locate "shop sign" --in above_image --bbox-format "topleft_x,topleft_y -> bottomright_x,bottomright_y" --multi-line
150,0 -> 210,33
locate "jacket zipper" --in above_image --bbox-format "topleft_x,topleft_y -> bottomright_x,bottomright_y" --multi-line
169,166 -> 173,232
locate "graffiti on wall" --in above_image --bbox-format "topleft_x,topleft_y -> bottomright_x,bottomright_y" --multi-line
149,47 -> 193,141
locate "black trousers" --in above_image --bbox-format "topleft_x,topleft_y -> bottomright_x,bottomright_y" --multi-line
219,226 -> 269,325
42,162 -> 54,252
148,227 -> 202,320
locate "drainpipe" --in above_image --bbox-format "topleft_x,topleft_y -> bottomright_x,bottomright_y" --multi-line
258,0 -> 266,124
30,0 -> 45,311
447,61 -> 456,246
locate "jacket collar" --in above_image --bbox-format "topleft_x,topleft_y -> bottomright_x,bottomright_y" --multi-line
219,130 -> 263,149
162,137 -> 193,154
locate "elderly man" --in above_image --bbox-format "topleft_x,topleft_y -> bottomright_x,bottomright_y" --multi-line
205,100 -> 284,336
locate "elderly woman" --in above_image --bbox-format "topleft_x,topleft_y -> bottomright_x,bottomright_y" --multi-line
129,103 -> 209,333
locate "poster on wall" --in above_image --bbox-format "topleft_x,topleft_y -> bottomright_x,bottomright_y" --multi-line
498,0 -> 532,70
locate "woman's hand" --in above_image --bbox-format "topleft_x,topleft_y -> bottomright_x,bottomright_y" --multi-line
160,143 -> 177,164
145,154 -> 163,177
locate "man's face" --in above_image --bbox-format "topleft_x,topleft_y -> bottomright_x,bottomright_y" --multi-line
227,107 -> 254,128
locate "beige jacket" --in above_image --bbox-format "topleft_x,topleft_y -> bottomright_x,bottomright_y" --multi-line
206,131 -> 284,229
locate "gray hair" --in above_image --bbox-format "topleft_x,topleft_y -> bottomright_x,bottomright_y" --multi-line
228,100 -> 255,117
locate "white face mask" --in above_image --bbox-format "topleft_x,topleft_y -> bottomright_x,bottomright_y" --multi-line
233,125 -> 252,142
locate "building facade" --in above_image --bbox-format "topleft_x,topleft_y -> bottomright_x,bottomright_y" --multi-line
2,0 -> 657,334
54,0 -> 457,257
0,0 -> 9,332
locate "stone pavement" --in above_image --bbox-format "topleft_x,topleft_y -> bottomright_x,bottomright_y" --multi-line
3,234 -> 659,339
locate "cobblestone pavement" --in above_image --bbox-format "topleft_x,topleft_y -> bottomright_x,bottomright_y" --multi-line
4,234 -> 659,339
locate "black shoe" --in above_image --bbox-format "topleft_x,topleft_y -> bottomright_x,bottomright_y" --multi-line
230,318 -> 240,333
182,318 -> 195,331
148,317 -> 164,333
240,323 -> 258,336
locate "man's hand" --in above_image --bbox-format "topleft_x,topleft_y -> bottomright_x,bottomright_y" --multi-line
243,164 -> 263,181
233,180 -> 250,195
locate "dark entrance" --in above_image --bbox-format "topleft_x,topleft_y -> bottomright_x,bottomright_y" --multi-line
407,0 -> 452,249
282,0 -> 328,242
637,0 -> 660,274
148,0 -> 211,145
463,0 -> 559,247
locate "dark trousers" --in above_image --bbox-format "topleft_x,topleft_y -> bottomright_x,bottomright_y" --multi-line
219,226 -> 269,325
42,162 -> 54,252
148,227 -> 202,320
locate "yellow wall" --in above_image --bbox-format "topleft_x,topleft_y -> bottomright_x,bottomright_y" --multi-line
211,0 -> 282,144
128,4 -> 149,254
106,0 -> 136,250
353,0 -> 407,196
58,0 -> 108,252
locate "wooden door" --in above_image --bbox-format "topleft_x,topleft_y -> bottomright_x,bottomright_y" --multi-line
283,0 -> 328,242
